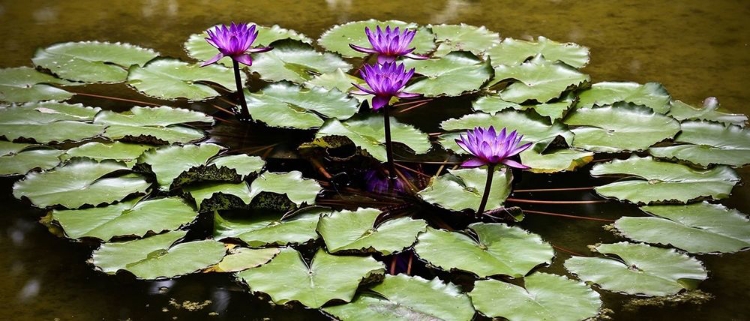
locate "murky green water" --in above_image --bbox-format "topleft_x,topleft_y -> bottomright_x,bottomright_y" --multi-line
1,1 -> 749,320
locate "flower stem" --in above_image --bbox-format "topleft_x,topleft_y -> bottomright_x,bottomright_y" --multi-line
232,59 -> 251,121
383,106 -> 396,182
476,164 -> 496,217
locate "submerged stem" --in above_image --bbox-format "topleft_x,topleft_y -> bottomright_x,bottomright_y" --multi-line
476,164 -> 496,217
383,106 -> 396,183
232,59 -> 251,121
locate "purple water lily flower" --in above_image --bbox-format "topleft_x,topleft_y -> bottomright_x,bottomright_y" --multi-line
201,22 -> 272,67
456,126 -> 532,169
352,62 -> 419,110
349,26 -> 428,64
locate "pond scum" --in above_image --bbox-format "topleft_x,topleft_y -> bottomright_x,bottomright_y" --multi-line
1,20 -> 749,320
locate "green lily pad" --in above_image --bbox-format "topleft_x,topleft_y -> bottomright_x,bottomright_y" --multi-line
137,143 -> 224,190
249,171 -> 321,207
250,39 -> 351,83
214,208 -> 323,247
429,23 -> 500,57
245,82 -> 359,129
564,103 -> 681,152
564,242 -> 707,296
403,51 -> 494,97
473,93 -> 575,122
614,202 -> 750,254
440,110 -> 573,152
577,82 -> 671,114
520,146 -> 594,173
62,142 -> 153,167
213,247 -> 280,272
417,167 -> 512,213
95,105 -> 213,127
33,41 -> 159,83
469,273 -> 601,321
648,121 -> 750,167
323,274 -> 475,321
486,36 -> 590,68
590,155 -> 740,204
127,58 -> 241,101
0,102 -> 104,143
491,56 -> 590,103
313,116 -> 431,162
305,68 -> 365,94
318,208 -> 427,254
0,141 -> 33,156
13,158 -> 150,208
667,99 -> 747,127
184,182 -> 251,212
317,20 -> 435,58
0,67 -> 76,103
51,197 -> 198,241
92,230 -> 226,280
414,224 -> 554,278
185,24 -> 312,67
237,248 -> 384,309
0,148 -> 63,176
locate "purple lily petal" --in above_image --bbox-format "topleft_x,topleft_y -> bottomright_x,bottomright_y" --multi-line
234,54 -> 254,66
200,22 -> 273,67
201,53 -> 225,67
461,158 -> 487,168
350,61 -> 418,111
349,25 -> 429,63
455,126 -> 532,170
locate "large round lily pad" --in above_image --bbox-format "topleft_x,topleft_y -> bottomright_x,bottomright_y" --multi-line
32,41 -> 159,83
312,116 -> 431,162
486,36 -> 590,68
0,102 -> 104,143
0,67 -> 76,103
614,202 -> 750,254
414,224 -> 554,278
417,167 -> 512,213
13,159 -> 150,209
245,82 -> 359,129
469,273 -> 601,321
564,242 -> 707,296
576,82 -> 671,114
214,209 -> 323,247
237,248 -> 384,309
0,148 -> 63,176
491,56 -> 590,104
127,58 -> 241,101
62,142 -> 153,167
92,230 -> 226,280
318,208 -> 427,254
590,155 -> 740,204
429,23 -> 500,57
667,99 -> 747,127
94,106 -> 212,145
136,143 -> 224,190
51,197 -> 198,241
250,39 -> 351,83
403,51 -> 494,97
648,121 -> 750,167
564,103 -> 681,152
323,274 -> 475,321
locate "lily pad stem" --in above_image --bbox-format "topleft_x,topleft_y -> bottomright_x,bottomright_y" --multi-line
232,59 -> 252,121
476,164 -> 496,217
383,105 -> 396,183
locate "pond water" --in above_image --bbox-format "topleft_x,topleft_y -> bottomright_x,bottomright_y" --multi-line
1,1 -> 749,320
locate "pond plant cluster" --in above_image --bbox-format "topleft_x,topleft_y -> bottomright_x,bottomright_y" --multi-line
1,19 -> 749,320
